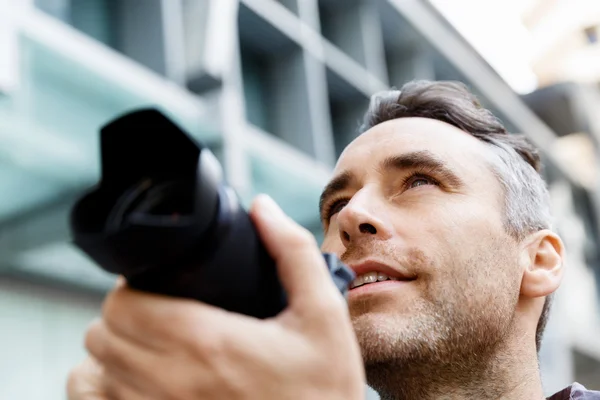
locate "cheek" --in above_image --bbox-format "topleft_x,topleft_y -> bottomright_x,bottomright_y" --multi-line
422,207 -> 518,295
418,196 -> 505,245
400,198 -> 507,276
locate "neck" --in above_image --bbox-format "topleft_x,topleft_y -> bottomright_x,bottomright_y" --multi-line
367,335 -> 545,400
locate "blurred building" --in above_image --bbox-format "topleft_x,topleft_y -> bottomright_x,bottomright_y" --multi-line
0,0 -> 598,399
523,0 -> 600,87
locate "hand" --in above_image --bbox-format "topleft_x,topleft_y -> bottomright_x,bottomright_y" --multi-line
67,194 -> 365,400
66,357 -> 108,400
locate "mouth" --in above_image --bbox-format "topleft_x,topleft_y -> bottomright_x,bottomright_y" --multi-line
348,260 -> 417,290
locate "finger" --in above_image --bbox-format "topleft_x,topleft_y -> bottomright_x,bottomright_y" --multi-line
250,195 -> 343,311
86,318 -> 227,400
66,357 -> 106,400
85,319 -> 157,395
103,372 -> 148,400
102,284 -> 232,351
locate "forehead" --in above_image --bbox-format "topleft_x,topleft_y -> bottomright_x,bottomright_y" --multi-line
335,117 -> 496,177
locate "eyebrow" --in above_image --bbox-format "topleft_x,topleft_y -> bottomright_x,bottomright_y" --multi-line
380,150 -> 464,188
318,150 -> 464,219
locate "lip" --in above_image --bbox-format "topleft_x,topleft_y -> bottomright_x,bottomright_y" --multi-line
348,260 -> 416,281
347,279 -> 411,299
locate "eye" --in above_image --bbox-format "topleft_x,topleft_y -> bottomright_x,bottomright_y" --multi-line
410,178 -> 433,188
324,198 -> 349,220
403,173 -> 439,190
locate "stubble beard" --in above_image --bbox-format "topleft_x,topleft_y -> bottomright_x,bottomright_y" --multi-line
348,246 -> 520,400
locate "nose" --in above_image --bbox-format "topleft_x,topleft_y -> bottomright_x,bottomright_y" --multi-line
336,190 -> 392,247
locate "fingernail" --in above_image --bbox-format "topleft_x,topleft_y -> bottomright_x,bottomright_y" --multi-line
115,276 -> 126,288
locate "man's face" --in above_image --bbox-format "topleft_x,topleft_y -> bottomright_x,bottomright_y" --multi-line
320,117 -> 523,373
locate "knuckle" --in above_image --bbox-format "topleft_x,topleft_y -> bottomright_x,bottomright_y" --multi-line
102,290 -> 126,329
84,320 -> 104,358
84,321 -> 127,372
189,327 -> 226,361
165,306 -> 223,355
168,305 -> 206,342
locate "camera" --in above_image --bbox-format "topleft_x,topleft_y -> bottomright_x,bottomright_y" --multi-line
69,109 -> 354,318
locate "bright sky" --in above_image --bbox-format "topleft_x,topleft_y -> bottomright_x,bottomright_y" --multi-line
428,0 -> 600,93
428,0 -> 539,94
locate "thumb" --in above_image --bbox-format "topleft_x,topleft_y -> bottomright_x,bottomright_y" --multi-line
250,195 -> 342,311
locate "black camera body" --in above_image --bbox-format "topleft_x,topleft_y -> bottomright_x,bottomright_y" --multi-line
69,109 -> 353,318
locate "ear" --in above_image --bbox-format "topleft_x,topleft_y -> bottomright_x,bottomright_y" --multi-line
519,230 -> 565,298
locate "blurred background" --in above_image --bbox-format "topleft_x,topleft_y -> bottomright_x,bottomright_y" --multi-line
0,0 -> 599,398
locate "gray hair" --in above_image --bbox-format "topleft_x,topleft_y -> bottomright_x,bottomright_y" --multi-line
484,138 -> 553,240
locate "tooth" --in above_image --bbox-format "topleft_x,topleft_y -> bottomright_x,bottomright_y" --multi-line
351,275 -> 365,288
363,272 -> 378,284
377,272 -> 388,281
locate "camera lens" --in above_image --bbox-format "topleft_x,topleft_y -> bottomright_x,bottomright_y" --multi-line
104,179 -> 196,233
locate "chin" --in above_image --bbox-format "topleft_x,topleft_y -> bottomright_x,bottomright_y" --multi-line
353,314 -> 413,367
351,310 -> 415,347
351,305 -> 443,366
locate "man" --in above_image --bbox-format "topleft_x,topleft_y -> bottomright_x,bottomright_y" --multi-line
67,80 -> 600,399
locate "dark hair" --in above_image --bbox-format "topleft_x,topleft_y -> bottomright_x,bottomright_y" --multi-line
360,80 -> 552,353
360,81 -> 541,171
